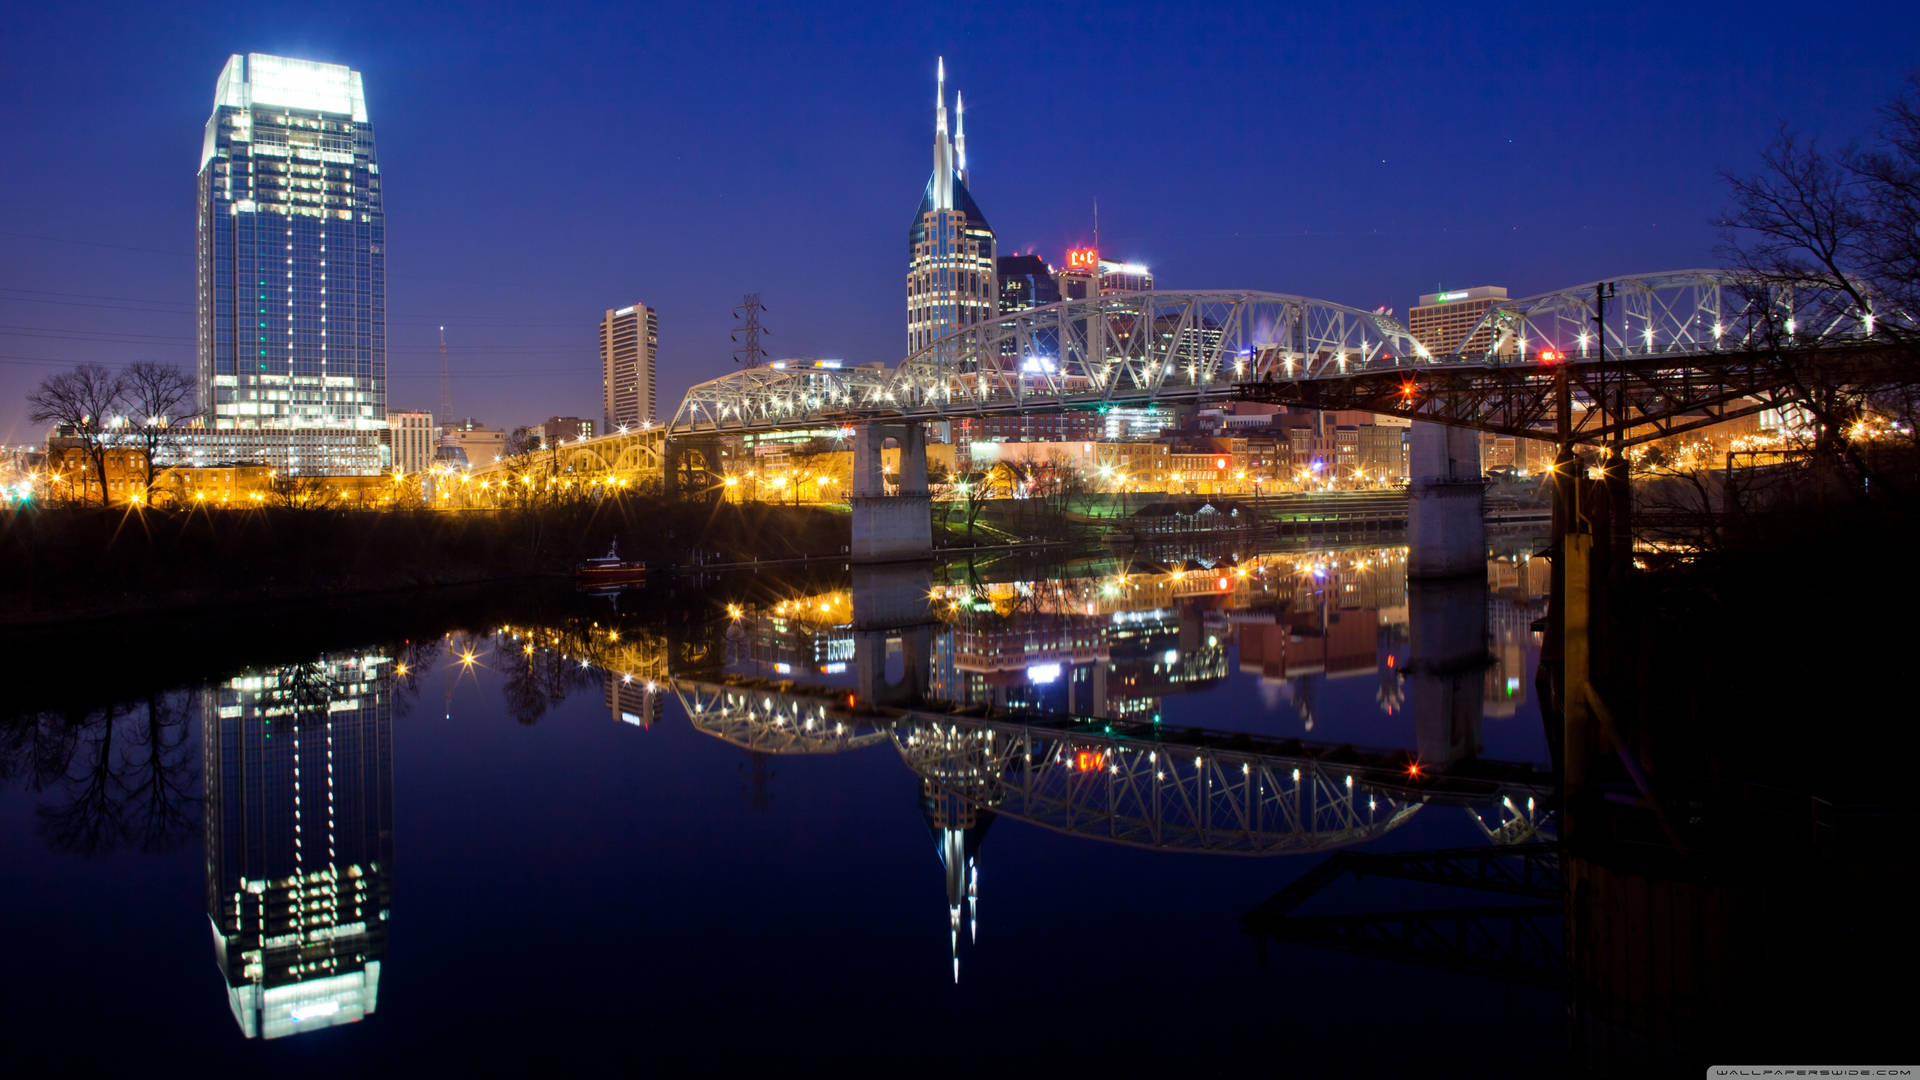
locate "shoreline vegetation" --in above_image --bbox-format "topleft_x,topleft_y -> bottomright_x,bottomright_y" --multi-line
0,498 -> 855,628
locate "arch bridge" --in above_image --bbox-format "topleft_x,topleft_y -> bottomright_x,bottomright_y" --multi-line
465,426 -> 670,492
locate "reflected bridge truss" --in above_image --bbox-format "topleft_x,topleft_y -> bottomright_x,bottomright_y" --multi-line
893,711 -> 1555,856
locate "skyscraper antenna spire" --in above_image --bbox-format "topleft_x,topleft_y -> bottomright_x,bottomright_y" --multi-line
955,91 -> 968,186
932,57 -> 953,210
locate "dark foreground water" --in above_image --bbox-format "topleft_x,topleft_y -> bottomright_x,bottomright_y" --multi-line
3,536 -> 1572,1075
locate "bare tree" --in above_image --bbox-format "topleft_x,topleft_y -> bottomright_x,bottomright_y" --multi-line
504,425 -> 540,457
1719,74 -> 1920,491
27,364 -> 128,506
122,362 -> 197,496
268,473 -> 341,510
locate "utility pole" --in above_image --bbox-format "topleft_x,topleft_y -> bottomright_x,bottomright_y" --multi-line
732,294 -> 768,368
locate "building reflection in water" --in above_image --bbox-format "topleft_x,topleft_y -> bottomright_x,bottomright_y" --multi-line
203,653 -> 394,1039
684,543 -> 1552,982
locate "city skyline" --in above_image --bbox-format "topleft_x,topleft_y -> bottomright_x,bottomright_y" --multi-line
2,0 -> 1913,442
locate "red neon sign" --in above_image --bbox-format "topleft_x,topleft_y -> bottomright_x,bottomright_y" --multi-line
1539,348 -> 1562,363
1072,749 -> 1105,772
1066,248 -> 1098,270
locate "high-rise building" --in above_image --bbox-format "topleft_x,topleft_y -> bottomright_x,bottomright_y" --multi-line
386,410 -> 433,474
1057,257 -> 1155,301
996,254 -> 1061,315
600,303 -> 658,432
1406,286 -> 1508,358
205,653 -> 393,1039
196,54 -> 385,441
906,59 -> 996,359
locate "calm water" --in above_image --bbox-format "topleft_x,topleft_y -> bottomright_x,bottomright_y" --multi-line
2,535 -> 1569,1074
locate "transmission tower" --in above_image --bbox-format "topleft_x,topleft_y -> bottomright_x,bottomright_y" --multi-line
731,294 -> 768,367
438,325 -> 451,428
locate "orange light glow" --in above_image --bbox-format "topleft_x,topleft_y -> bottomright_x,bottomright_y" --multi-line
1072,749 -> 1106,772
1406,760 -> 1423,778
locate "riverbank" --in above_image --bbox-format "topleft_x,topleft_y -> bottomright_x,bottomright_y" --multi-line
0,499 -> 851,626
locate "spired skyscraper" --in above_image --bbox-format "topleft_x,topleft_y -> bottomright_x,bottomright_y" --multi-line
906,58 -> 996,359
196,55 -> 386,443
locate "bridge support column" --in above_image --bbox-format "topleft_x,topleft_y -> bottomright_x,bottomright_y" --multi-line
1406,574 -> 1489,770
1602,449 -> 1632,586
1407,422 -> 1485,579
851,563 -> 935,707
850,422 -> 932,564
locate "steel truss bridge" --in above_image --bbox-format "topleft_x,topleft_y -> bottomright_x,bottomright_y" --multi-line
673,678 -> 1555,856
668,269 -> 1909,447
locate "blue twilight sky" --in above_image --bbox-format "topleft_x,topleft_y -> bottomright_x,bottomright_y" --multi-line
0,0 -> 1913,442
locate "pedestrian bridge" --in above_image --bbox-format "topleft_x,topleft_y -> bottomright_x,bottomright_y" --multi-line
667,269 -> 1893,438
464,269 -> 1896,497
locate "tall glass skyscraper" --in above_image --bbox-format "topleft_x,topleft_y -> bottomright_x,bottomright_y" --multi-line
906,58 -> 996,360
196,54 -> 385,434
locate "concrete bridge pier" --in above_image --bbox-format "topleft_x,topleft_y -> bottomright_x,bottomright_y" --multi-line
1406,573 -> 1490,770
850,421 -> 933,563
1407,421 -> 1486,579
851,563 -> 936,708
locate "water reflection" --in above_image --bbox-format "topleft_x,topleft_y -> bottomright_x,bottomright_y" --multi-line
204,654 -> 393,1039
661,542 -> 1555,980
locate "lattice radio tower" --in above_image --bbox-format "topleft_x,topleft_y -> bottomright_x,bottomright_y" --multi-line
732,294 -> 768,367
438,325 -> 451,427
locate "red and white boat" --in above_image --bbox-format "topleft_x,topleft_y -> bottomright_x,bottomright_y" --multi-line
574,542 -> 647,586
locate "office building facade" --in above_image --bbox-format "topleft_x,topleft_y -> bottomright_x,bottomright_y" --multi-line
907,59 -> 996,358
996,254 -> 1061,315
601,303 -> 658,432
541,415 -> 597,446
1057,258 -> 1155,301
196,54 -> 386,443
386,410 -> 433,474
1406,286 -> 1507,358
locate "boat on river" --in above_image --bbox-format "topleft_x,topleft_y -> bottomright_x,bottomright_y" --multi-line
574,542 -> 647,586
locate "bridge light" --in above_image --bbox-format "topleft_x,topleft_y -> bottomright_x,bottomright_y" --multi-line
1406,760 -> 1423,778
1538,348 -> 1562,364
1071,749 -> 1105,772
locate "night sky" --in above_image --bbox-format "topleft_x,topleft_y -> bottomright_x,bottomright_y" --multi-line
2,0 -> 1912,443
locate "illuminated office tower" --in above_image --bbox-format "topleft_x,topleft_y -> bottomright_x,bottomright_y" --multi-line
196,54 -> 385,444
601,302 -> 658,432
204,653 -> 394,1039
1406,286 -> 1507,357
906,58 -> 996,359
